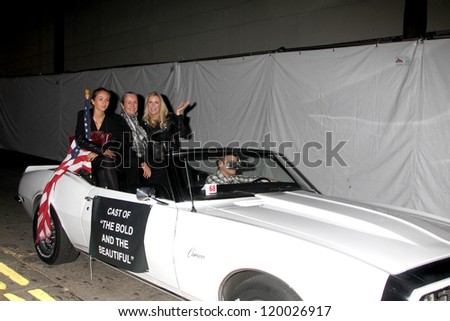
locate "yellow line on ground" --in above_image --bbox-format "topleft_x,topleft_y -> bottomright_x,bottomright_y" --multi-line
0,281 -> 6,290
0,262 -> 29,286
3,293 -> 26,301
28,289 -> 56,301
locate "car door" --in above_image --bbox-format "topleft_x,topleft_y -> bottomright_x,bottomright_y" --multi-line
80,186 -> 180,292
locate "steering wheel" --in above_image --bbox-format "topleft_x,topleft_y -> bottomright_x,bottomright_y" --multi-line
252,177 -> 271,183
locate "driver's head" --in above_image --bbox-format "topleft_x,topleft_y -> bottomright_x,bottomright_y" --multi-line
217,155 -> 238,177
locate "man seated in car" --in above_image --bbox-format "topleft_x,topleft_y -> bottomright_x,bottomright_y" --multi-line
206,154 -> 271,184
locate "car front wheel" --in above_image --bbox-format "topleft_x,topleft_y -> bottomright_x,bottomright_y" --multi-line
33,205 -> 80,265
227,274 -> 301,301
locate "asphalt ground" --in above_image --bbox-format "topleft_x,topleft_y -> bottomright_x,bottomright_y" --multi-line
0,149 -> 179,301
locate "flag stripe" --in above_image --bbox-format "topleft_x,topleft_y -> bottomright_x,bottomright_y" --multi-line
35,140 -> 91,243
35,96 -> 92,244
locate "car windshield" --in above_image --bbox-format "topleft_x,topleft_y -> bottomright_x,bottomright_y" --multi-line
178,149 -> 318,200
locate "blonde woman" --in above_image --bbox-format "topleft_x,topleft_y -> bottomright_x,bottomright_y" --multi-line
142,91 -> 190,166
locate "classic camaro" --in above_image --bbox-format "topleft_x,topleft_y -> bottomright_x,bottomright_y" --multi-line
16,147 -> 450,301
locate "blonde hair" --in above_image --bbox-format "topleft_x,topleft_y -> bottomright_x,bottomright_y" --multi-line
142,91 -> 169,128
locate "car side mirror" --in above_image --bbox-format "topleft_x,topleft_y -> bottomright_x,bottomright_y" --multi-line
136,187 -> 156,201
136,186 -> 168,205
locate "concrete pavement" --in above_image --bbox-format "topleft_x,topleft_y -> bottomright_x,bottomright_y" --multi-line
0,149 -> 179,301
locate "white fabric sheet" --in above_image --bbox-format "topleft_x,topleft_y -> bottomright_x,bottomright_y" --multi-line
1,39 -> 449,218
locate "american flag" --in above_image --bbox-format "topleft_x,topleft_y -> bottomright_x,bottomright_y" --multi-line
35,91 -> 92,244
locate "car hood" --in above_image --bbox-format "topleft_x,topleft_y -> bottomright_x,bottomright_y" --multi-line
205,190 -> 450,274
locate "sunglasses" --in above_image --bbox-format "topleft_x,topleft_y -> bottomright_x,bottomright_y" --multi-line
225,161 -> 240,169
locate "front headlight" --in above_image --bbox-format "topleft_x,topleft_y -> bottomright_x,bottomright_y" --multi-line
382,258 -> 450,301
421,286 -> 450,301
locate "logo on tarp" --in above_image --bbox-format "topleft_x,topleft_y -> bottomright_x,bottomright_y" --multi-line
395,55 -> 412,66
89,196 -> 151,272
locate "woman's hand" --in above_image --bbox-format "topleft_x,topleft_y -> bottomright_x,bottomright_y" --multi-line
103,149 -> 116,158
87,152 -> 98,162
176,100 -> 190,115
141,162 -> 152,178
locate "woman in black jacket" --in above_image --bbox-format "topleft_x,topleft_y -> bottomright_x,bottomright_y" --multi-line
141,91 -> 190,189
75,87 -> 121,190
117,91 -> 150,191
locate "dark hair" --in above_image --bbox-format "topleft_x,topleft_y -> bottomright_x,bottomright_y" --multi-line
90,87 -> 110,100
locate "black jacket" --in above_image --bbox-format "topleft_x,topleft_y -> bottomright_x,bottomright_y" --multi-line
143,113 -> 189,162
116,115 -> 146,167
75,109 -> 122,155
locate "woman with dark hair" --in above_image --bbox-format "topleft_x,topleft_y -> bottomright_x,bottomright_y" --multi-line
75,87 -> 121,190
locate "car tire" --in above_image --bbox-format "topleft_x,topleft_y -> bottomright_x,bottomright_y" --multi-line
33,205 -> 80,265
227,274 -> 301,301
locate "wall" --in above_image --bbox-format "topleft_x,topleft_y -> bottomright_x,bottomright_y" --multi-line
4,0 -> 450,77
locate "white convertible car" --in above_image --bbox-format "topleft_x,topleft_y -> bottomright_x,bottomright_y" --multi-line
17,148 -> 450,301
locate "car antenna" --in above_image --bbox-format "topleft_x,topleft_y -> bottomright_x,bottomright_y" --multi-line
183,161 -> 197,212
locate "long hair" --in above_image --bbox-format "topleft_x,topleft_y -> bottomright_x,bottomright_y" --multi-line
142,91 -> 169,128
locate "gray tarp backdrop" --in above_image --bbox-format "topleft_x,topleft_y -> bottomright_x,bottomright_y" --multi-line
1,39 -> 449,218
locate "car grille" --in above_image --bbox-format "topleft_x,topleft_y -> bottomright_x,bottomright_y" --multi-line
421,286 -> 450,301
